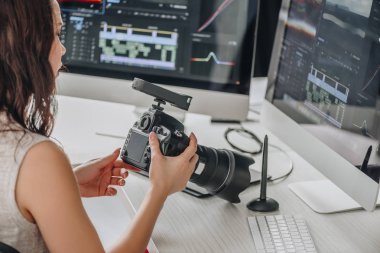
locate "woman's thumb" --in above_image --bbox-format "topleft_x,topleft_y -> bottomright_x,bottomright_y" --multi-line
149,132 -> 162,156
97,148 -> 120,166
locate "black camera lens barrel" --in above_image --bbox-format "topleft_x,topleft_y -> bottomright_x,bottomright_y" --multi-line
218,151 -> 253,203
190,146 -> 217,186
190,145 -> 253,203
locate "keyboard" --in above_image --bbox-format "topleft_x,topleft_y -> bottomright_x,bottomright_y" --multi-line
248,215 -> 318,253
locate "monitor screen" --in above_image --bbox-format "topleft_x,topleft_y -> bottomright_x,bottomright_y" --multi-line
268,0 -> 380,170
58,0 -> 257,96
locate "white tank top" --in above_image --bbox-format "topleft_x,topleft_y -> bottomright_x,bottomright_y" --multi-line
0,114 -> 49,253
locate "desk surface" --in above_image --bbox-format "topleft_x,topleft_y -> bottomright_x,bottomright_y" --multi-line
51,81 -> 380,253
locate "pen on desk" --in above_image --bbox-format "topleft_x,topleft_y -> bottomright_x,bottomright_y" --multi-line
360,145 -> 372,173
260,135 -> 268,200
95,132 -> 125,139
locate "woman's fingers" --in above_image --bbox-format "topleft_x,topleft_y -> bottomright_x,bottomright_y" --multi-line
187,154 -> 199,176
181,133 -> 198,160
189,154 -> 199,168
113,160 -> 141,172
109,176 -> 126,186
94,148 -> 120,168
106,187 -> 117,196
111,167 -> 129,178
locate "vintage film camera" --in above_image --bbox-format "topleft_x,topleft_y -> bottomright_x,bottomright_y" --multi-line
120,78 -> 254,203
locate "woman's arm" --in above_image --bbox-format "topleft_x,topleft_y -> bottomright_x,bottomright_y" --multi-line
110,132 -> 198,253
16,132 -> 198,253
16,140 -> 105,253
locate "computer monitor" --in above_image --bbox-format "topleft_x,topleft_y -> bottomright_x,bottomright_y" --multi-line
56,0 -> 259,121
263,0 -> 380,213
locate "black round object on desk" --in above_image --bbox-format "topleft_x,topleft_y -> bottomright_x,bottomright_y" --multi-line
247,135 -> 279,212
247,197 -> 279,212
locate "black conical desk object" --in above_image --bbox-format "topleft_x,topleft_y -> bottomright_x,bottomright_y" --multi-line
247,135 -> 279,212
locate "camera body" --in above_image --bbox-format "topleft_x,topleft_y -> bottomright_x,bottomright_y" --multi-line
120,78 -> 253,203
120,106 -> 189,172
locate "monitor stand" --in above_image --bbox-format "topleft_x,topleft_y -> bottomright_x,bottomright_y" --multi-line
288,180 -> 380,214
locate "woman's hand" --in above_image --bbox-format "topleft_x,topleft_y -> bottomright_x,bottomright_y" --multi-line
74,149 -> 139,197
148,132 -> 199,197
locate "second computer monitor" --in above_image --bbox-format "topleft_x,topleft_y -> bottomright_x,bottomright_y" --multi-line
263,0 -> 380,212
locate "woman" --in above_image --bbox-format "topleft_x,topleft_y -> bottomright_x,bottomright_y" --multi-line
0,0 -> 199,252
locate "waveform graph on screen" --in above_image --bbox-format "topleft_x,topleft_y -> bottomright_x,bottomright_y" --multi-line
99,22 -> 178,71
362,65 -> 380,93
58,0 -> 105,14
197,0 -> 240,34
190,42 -> 238,83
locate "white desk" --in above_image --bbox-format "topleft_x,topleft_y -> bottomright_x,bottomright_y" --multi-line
52,85 -> 380,253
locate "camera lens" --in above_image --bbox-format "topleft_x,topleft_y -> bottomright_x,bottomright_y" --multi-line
190,145 -> 253,203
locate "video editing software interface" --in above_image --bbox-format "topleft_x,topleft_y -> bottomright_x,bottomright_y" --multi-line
58,0 -> 256,94
273,0 -> 380,157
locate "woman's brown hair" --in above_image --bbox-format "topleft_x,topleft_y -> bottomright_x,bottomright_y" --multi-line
0,0 -> 56,136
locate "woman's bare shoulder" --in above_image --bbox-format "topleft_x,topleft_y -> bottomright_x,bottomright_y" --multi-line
23,139 -> 70,168
16,140 -> 104,252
